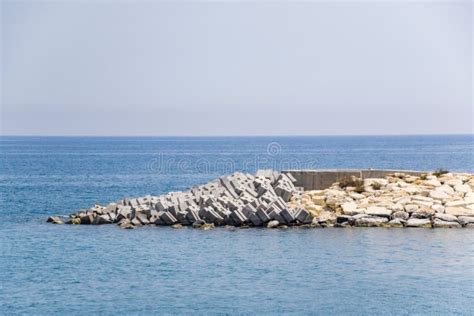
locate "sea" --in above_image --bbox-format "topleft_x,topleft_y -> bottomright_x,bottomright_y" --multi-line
1,135 -> 473,315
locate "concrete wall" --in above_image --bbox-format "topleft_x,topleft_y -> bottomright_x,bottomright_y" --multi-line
283,169 -> 425,190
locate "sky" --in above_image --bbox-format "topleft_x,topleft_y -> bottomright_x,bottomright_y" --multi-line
1,1 -> 472,136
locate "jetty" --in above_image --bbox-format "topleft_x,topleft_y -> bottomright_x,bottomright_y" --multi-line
48,169 -> 474,229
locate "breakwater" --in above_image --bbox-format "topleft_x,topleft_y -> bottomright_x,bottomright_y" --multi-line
48,169 -> 474,229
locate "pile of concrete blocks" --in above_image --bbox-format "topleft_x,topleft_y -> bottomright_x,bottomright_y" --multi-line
64,169 -> 310,228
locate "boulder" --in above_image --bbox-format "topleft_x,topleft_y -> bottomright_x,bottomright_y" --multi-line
388,218 -> 405,227
66,217 -> 81,225
341,202 -> 359,215
433,219 -> 461,228
404,204 -> 419,214
267,220 -> 279,228
200,223 -> 214,230
457,216 -> 474,226
406,218 -> 431,228
429,190 -> 450,200
411,207 -> 435,219
433,213 -> 458,223
365,206 -> 392,218
445,206 -> 474,217
47,216 -> 63,224
354,216 -> 388,227
392,211 -> 409,220
454,184 -> 471,194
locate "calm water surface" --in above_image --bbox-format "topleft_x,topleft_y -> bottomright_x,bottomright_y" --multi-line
1,135 -> 473,314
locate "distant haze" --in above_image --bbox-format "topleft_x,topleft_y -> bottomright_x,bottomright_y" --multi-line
1,1 -> 472,136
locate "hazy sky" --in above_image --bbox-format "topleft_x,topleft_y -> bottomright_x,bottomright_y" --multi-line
1,1 -> 472,136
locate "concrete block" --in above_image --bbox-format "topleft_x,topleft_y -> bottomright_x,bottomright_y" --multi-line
256,208 -> 271,223
135,212 -> 150,225
295,208 -> 310,223
242,204 -> 257,217
161,212 -> 178,225
268,209 -> 284,223
249,213 -> 263,226
230,209 -> 248,225
186,209 -> 201,223
280,208 -> 295,223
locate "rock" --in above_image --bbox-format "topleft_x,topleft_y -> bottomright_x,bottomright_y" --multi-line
433,213 -> 458,222
411,207 -> 435,219
444,200 -> 468,207
354,216 -> 388,227
388,218 -> 405,227
457,216 -> 474,226
431,204 -> 445,213
66,217 -> 81,225
454,184 -> 471,194
47,216 -> 63,224
336,215 -> 351,224
444,178 -> 463,187
423,179 -> 441,187
389,203 -> 404,213
192,219 -> 206,228
200,223 -> 214,230
404,204 -> 419,214
118,219 -> 134,229
437,185 -> 455,195
445,206 -> 474,217
392,211 -> 409,220
341,202 -> 359,215
267,220 -> 279,228
171,223 -> 183,229
432,219 -> 461,228
365,206 -> 392,218
429,190 -> 451,200
406,218 -> 432,228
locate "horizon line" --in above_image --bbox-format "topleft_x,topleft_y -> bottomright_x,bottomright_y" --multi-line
0,133 -> 472,138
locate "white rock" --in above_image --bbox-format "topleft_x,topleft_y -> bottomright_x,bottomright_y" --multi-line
365,206 -> 392,217
341,202 -> 359,215
444,200 -> 468,207
429,190 -> 451,200
445,206 -> 474,217
458,216 -> 474,225
406,218 -> 432,228
437,185 -> 455,195
404,204 -> 419,213
433,219 -> 461,228
423,179 -> 441,187
444,179 -> 463,187
434,213 -> 458,222
349,192 -> 366,200
454,184 -> 471,194
388,203 -> 404,212
432,204 -> 445,213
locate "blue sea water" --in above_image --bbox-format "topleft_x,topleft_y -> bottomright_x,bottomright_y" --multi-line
0,135 -> 473,315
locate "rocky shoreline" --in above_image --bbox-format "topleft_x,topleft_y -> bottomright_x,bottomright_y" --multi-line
48,170 -> 474,229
